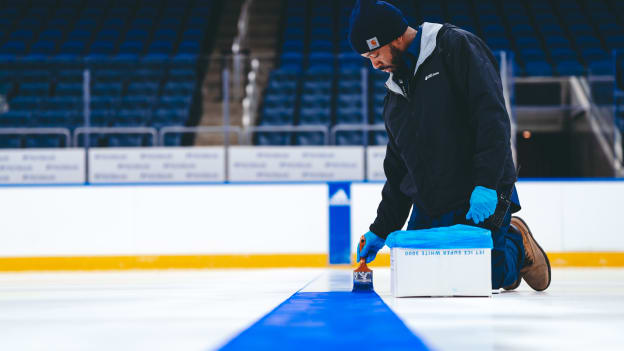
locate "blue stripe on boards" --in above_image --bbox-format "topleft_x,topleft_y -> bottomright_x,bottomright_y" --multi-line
218,292 -> 429,351
328,182 -> 351,264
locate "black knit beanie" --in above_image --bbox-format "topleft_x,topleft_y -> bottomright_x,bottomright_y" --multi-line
348,0 -> 409,54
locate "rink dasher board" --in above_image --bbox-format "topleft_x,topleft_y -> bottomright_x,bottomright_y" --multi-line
391,247 -> 492,297
0,148 -> 85,184
228,146 -> 365,182
88,147 -> 226,183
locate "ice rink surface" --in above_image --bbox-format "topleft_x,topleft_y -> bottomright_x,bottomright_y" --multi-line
0,268 -> 623,350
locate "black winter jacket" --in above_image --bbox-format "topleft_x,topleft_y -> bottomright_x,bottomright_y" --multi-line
370,23 -> 517,239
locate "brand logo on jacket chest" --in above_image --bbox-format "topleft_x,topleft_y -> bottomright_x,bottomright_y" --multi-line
425,72 -> 440,81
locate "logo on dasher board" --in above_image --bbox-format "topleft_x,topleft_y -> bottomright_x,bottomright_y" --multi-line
366,37 -> 380,50
425,72 -> 440,80
329,188 -> 350,206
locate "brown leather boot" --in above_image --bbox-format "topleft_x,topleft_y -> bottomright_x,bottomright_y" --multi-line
511,216 -> 551,291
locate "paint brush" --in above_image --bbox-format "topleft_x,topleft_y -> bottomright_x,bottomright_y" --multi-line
352,235 -> 374,292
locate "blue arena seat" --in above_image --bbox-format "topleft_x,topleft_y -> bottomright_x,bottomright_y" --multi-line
44,96 -> 81,111
35,110 -> 79,128
486,37 -> 511,51
335,131 -> 363,146
8,96 -> 40,111
581,48 -> 609,63
126,29 -> 149,41
119,41 -> 144,55
336,106 -> 362,124
9,29 -> 34,41
525,61 -> 553,76
148,41 -> 174,54
162,133 -> 183,146
0,111 -> 31,127
0,41 -> 26,56
309,40 -> 333,52
337,80 -> 361,95
95,29 -> 121,42
521,49 -> 547,62
255,132 -> 291,145
182,29 -> 203,41
550,48 -> 577,62
127,82 -> 160,96
89,41 -> 114,55
152,108 -> 187,127
55,82 -> 83,96
20,70 -> 50,82
178,41 -> 200,54
515,37 -> 541,49
372,131 -> 388,145
539,24 -> 564,36
261,106 -> 294,125
0,135 -> 22,148
163,82 -> 195,96
544,36 -> 570,49
92,82 -> 123,97
295,132 -> 325,145
338,53 -> 366,70
280,52 -> 303,69
283,40 -> 304,53
159,96 -> 191,110
113,109 -> 148,126
19,82 -> 50,96
606,36 -> 624,49
264,93 -> 295,109
107,135 -> 146,147
120,95 -> 154,110
299,106 -> 331,125
60,41 -> 86,56
576,36 -> 602,49
168,68 -> 196,81
308,53 -> 333,69
556,61 -> 585,76
588,61 -> 613,75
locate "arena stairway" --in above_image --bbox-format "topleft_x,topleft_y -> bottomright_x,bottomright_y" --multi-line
195,0 -> 282,146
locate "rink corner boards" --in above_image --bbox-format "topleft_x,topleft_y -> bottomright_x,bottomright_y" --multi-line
0,252 -> 624,271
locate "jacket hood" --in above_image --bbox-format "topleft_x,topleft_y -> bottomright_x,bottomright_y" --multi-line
385,22 -> 443,96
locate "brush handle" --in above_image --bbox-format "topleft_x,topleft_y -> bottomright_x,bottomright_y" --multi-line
359,235 -> 366,264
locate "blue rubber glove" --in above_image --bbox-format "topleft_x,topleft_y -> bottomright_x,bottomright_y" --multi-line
356,231 -> 386,264
466,186 -> 497,224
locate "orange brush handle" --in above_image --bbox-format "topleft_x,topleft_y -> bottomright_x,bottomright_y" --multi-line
355,235 -> 371,272
358,235 -> 366,264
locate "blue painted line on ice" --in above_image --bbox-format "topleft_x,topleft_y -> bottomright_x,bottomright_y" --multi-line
217,291 -> 429,351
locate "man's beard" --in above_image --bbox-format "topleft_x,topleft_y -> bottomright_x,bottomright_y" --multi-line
378,44 -> 404,72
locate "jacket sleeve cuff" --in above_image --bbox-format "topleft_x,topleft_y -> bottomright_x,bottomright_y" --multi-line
369,223 -> 391,240
474,172 -> 500,190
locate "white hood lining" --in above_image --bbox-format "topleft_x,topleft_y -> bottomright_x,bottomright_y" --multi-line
385,22 -> 444,97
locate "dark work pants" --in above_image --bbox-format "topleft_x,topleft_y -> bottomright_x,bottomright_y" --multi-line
406,189 -> 525,289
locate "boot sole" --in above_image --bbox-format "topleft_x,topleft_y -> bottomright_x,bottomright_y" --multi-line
512,216 -> 551,291
503,277 -> 521,291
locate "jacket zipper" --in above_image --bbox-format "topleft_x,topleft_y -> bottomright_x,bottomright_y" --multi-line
385,50 -> 437,101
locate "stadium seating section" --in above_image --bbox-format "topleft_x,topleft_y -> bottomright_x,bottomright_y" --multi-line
2,0 -> 624,148
0,0 -> 214,148
258,0 -> 624,145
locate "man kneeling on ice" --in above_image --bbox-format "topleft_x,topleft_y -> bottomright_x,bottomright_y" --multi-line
349,0 -> 550,291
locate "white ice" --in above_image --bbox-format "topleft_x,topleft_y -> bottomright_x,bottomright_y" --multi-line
0,268 -> 623,350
